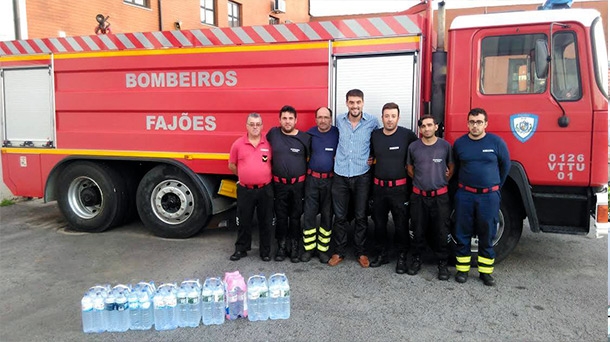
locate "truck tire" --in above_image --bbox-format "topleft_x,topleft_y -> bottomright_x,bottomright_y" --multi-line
57,161 -> 128,232
450,190 -> 523,264
136,165 -> 210,238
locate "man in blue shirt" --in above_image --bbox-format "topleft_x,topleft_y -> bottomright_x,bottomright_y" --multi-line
453,107 -> 510,286
328,89 -> 379,268
301,107 -> 339,263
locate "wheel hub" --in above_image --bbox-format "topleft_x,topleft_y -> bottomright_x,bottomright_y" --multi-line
68,176 -> 103,219
151,180 -> 194,225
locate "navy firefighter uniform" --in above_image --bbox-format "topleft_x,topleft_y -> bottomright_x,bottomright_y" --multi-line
453,132 -> 510,277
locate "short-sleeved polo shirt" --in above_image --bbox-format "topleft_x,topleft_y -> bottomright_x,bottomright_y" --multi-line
229,135 -> 273,185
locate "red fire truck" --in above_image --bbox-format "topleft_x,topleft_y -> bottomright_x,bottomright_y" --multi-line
1,1 -> 607,262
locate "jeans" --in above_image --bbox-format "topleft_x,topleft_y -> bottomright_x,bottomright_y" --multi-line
331,173 -> 371,257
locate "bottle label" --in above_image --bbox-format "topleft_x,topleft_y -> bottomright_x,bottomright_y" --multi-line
165,296 -> 177,308
248,291 -> 259,301
215,293 -> 224,302
177,297 -> 188,305
188,296 -> 200,305
141,302 -> 151,310
281,289 -> 290,298
270,289 -> 281,298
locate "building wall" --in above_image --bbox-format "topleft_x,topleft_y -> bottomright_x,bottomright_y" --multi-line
23,0 -> 311,38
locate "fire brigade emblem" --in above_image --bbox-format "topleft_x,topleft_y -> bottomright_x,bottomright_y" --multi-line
510,113 -> 538,143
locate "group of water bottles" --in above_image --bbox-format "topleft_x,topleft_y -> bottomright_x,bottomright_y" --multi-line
81,272 -> 290,333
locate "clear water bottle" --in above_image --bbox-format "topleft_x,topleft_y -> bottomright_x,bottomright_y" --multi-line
90,286 -> 109,333
202,277 -> 224,325
103,293 -> 117,331
132,281 -> 155,330
224,271 -> 247,320
81,292 -> 95,333
106,285 -> 130,332
176,285 -> 189,327
247,275 -> 269,321
127,288 -> 140,330
268,273 -> 290,320
154,283 -> 178,331
183,280 -> 202,327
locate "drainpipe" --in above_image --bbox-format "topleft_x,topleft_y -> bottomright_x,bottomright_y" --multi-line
158,0 -> 163,31
13,0 -> 21,40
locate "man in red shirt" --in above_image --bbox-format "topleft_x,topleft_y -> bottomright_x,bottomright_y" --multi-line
228,113 -> 274,261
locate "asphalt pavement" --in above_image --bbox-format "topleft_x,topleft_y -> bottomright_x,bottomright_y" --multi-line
0,199 -> 607,341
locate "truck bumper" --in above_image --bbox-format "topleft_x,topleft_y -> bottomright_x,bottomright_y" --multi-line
593,184 -> 609,238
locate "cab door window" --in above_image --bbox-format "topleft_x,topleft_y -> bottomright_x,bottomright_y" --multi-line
551,32 -> 581,101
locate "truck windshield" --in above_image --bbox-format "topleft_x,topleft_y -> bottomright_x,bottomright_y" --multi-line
590,18 -> 608,99
480,34 -> 547,95
551,31 -> 582,101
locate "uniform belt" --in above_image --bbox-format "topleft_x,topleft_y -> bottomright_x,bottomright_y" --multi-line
413,186 -> 448,197
307,169 -> 333,179
458,183 -> 500,194
373,178 -> 407,187
240,182 -> 270,190
273,175 -> 306,184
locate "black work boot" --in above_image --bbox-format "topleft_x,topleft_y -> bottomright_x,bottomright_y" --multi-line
479,273 -> 496,286
406,254 -> 422,276
370,250 -> 389,268
455,271 -> 469,283
290,239 -> 300,263
274,239 -> 286,261
395,253 -> 408,274
437,260 -> 450,281
300,250 -> 312,262
318,252 -> 330,264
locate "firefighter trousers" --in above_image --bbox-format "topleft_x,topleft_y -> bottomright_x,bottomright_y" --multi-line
302,176 -> 333,255
235,184 -> 273,257
409,192 -> 451,260
371,184 -> 409,255
273,181 -> 305,242
453,189 -> 500,274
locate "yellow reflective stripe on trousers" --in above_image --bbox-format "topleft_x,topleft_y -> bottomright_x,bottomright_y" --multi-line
477,255 -> 495,266
304,242 -> 317,251
318,235 -> 331,244
317,244 -> 329,252
303,227 -> 317,236
319,227 -> 331,236
303,235 -> 316,243
478,265 -> 494,274
455,264 -> 471,272
456,256 -> 471,264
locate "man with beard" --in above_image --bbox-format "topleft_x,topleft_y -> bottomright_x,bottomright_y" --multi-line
328,89 -> 379,268
266,105 -> 311,263
406,115 -> 454,280
369,102 -> 417,273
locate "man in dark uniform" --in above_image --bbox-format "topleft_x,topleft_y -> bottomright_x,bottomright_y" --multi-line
369,102 -> 418,273
453,107 -> 510,286
406,115 -> 454,280
228,113 -> 273,261
301,106 -> 339,263
267,105 -> 311,263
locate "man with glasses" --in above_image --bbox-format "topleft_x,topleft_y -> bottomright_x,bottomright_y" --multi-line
266,105 -> 311,263
300,106 -> 339,263
453,108 -> 510,286
228,113 -> 273,262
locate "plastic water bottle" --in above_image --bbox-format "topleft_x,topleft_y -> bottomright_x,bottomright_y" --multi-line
106,285 -> 130,332
138,282 -> 155,330
154,283 -> 178,330
81,292 -> 95,333
127,288 -> 140,330
84,285 -> 110,333
184,280 -> 202,327
202,277 -> 224,325
268,273 -> 290,320
176,285 -> 188,327
224,271 -> 247,320
247,275 -> 269,321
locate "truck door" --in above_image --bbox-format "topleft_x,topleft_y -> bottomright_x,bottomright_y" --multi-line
333,53 -> 419,130
1,66 -> 55,147
471,29 -> 592,234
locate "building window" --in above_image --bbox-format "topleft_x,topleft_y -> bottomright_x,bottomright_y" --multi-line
124,0 -> 149,8
200,0 -> 215,26
269,16 -> 279,25
228,1 -> 241,27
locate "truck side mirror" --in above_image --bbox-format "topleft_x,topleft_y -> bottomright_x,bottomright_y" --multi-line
534,39 -> 549,79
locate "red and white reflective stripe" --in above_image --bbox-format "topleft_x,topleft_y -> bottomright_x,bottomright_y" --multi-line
0,15 -> 421,56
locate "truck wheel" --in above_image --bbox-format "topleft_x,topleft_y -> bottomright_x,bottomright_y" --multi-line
57,161 -> 128,232
450,191 -> 523,264
136,165 -> 210,238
